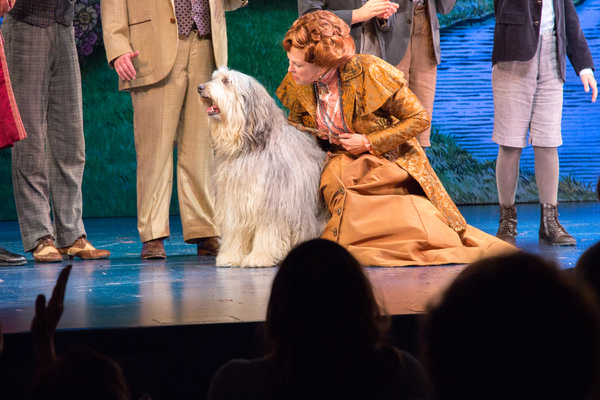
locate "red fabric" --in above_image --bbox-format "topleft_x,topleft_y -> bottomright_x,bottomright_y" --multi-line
0,30 -> 26,150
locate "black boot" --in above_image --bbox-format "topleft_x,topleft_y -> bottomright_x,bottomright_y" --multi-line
496,204 -> 517,245
539,203 -> 576,246
0,246 -> 27,266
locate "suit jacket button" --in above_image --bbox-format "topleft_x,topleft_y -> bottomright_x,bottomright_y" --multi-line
407,18 -> 412,24
536,0 -> 541,4
170,18 -> 176,24
336,208 -> 342,215
534,21 -> 540,26
332,228 -> 338,237
339,187 -> 346,195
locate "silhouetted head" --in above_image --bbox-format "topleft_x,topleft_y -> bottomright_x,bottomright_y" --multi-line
264,239 -> 401,399
28,346 -> 130,400
266,239 -> 388,355
422,252 -> 600,400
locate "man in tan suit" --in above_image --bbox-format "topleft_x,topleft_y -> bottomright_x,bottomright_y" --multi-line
102,0 -> 247,258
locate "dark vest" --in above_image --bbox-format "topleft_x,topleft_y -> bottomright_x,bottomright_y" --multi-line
9,0 -> 74,28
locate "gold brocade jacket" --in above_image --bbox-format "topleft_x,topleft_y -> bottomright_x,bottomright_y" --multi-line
276,54 -> 467,234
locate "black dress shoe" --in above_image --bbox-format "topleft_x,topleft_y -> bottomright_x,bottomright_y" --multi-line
0,246 -> 27,266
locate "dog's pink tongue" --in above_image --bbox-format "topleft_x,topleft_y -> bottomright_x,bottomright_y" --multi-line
207,105 -> 220,115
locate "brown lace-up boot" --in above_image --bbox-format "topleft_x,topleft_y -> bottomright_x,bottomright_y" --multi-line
496,204 -> 517,245
539,203 -> 576,246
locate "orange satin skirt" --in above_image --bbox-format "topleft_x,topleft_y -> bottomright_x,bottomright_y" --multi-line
320,153 -> 517,267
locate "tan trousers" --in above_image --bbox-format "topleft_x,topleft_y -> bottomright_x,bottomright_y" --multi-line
396,5 -> 437,148
130,31 -> 218,243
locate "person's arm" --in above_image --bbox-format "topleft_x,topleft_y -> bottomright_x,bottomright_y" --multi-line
351,0 -> 398,24
100,0 -> 137,79
580,71 -> 597,103
340,84 -> 430,156
563,0 -> 596,101
336,81 -> 430,155
299,0 -> 354,27
299,0 -> 397,27
31,265 -> 72,382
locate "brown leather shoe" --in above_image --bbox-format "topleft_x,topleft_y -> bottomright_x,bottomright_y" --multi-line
57,237 -> 111,260
32,238 -> 63,263
197,236 -> 220,256
141,238 -> 166,259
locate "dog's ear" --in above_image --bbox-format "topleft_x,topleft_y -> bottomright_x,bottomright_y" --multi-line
239,77 -> 280,149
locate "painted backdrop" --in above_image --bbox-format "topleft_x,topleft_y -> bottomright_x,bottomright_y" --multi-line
0,0 -> 597,221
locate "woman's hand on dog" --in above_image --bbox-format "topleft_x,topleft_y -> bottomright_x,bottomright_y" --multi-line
114,51 -> 140,81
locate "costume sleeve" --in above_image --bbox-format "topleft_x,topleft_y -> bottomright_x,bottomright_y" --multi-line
564,0 -> 594,74
298,0 -> 354,28
100,0 -> 133,67
367,85 -> 430,155
435,0 -> 456,15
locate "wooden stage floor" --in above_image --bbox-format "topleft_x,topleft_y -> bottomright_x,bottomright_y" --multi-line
1,202 -> 599,335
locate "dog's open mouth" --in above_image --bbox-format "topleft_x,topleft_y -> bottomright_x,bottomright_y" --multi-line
207,104 -> 220,115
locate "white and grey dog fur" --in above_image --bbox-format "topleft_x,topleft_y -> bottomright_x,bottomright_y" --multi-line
198,66 -> 328,267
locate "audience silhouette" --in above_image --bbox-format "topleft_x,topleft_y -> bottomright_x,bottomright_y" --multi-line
4,243 -> 600,399
422,252 -> 600,400
0,265 -> 134,400
208,239 -> 430,400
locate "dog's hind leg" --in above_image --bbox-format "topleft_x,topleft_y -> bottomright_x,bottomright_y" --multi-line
240,223 -> 289,268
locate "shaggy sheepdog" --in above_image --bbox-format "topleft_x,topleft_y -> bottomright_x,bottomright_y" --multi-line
198,67 -> 328,267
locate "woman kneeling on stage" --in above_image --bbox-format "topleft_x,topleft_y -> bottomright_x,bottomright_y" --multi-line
276,10 -> 516,267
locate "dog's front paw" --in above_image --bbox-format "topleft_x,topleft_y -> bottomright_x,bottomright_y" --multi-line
240,253 -> 278,268
216,253 -> 243,268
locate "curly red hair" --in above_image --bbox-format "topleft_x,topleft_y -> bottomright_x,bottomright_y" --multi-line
283,11 -> 355,69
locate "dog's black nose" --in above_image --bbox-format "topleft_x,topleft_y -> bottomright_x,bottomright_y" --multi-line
198,84 -> 205,94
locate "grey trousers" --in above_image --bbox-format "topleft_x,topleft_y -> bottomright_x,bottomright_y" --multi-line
3,15 -> 86,252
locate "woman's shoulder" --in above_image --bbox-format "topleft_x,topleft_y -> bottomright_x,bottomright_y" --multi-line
344,54 -> 406,89
354,54 -> 404,77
